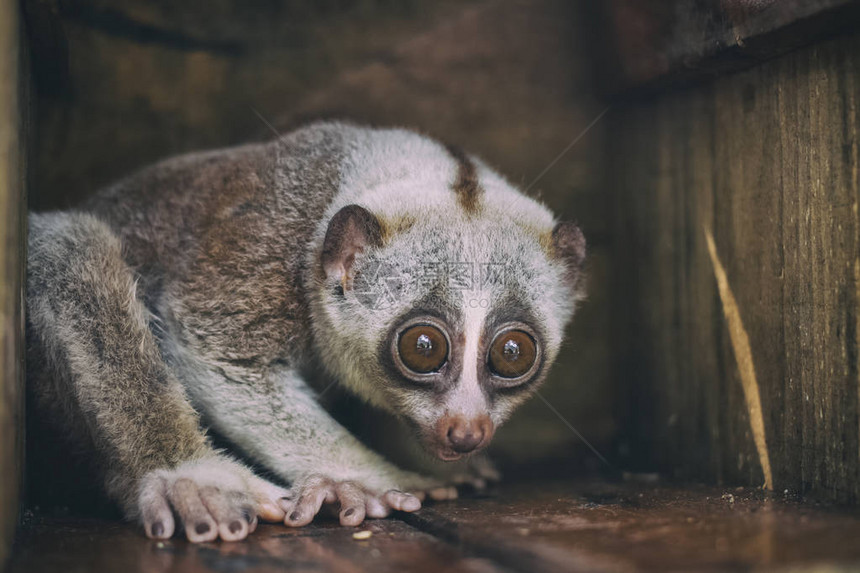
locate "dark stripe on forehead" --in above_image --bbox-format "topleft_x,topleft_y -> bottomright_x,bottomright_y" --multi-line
445,144 -> 483,215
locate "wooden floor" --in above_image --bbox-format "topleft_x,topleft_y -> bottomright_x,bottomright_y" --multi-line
9,479 -> 860,573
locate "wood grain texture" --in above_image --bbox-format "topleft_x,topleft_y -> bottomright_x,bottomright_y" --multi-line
600,0 -> 860,94
12,482 -> 860,573
405,481 -> 860,572
9,518 -> 500,573
610,31 -> 860,502
0,0 -> 26,568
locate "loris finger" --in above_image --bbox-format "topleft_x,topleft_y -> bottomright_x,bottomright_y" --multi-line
365,496 -> 390,519
427,486 -> 458,501
169,478 -> 218,543
198,486 -> 251,542
334,482 -> 367,526
247,475 -> 291,522
285,484 -> 332,527
139,475 -> 175,540
382,490 -> 422,512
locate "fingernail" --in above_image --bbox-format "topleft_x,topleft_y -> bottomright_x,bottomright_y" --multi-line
343,508 -> 355,517
195,522 -> 211,535
151,522 -> 164,537
289,511 -> 301,521
403,497 -> 421,511
228,521 -> 242,534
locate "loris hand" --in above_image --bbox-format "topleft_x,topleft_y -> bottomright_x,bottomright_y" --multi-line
138,457 -> 291,542
279,474 -> 429,527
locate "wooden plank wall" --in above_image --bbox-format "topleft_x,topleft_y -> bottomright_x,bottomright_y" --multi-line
610,31 -> 860,502
0,0 -> 26,567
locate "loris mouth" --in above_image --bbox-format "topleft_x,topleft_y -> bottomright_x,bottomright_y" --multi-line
436,449 -> 464,462
419,436 -> 467,462
419,436 -> 466,461
433,441 -> 491,461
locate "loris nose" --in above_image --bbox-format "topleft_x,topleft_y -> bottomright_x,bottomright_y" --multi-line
446,417 -> 490,453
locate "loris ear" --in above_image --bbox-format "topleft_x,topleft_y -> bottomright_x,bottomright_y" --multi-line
320,204 -> 383,282
551,221 -> 586,287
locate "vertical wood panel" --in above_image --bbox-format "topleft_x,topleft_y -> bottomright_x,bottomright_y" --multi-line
0,0 -> 25,567
612,32 -> 860,502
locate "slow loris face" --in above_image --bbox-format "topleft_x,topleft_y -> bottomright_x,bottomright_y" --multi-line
315,206 -> 585,462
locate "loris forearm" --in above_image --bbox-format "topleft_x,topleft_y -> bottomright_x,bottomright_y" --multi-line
160,333 -> 443,526
27,213 -> 211,507
169,352 -> 437,491
26,212 -> 298,544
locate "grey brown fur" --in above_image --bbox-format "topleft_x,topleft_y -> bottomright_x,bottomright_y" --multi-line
26,122 -> 586,541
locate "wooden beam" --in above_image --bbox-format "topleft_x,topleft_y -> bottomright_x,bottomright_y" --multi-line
601,0 -> 860,93
0,0 -> 26,568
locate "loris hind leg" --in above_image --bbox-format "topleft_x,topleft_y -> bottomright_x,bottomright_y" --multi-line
26,212 -> 290,541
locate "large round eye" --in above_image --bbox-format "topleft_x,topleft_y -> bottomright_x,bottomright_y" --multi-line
398,324 -> 449,374
488,329 -> 537,379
